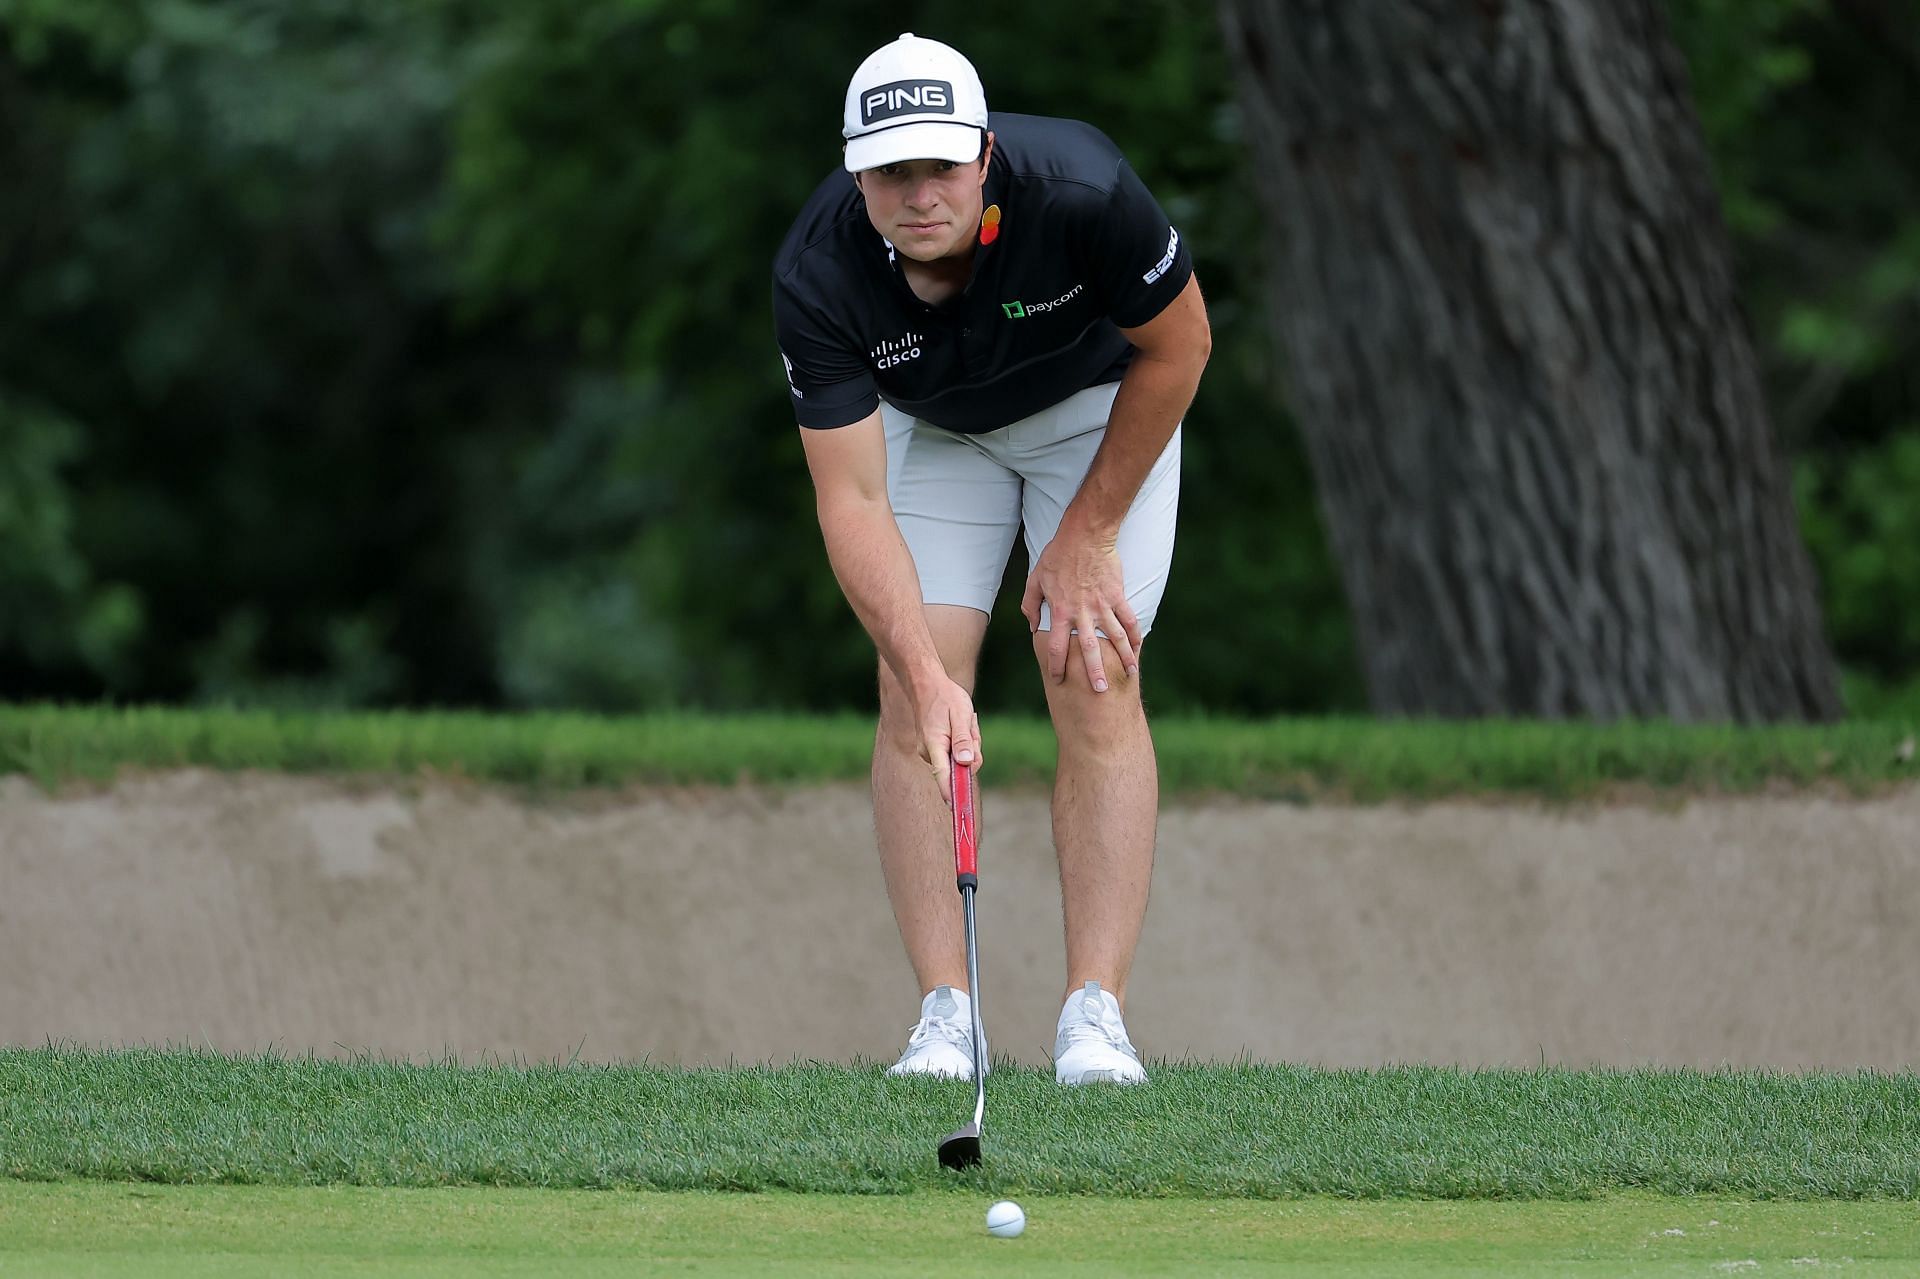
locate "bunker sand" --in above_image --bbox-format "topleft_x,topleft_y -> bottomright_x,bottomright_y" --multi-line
4,771 -> 1916,1070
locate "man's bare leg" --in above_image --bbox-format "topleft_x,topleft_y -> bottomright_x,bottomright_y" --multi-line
873,603 -> 992,995
1035,632 -> 1156,1011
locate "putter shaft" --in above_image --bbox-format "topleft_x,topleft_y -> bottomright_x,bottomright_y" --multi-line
962,881 -> 985,1128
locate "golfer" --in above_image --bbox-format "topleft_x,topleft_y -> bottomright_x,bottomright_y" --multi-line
772,33 -> 1209,1084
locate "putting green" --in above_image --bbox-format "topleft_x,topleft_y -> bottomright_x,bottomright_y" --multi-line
0,1183 -> 1911,1276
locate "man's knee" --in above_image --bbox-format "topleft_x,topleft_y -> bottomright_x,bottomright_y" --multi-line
879,618 -> 983,737
1032,632 -> 1147,731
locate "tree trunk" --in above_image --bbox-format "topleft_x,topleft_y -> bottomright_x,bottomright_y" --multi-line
1216,0 -> 1844,721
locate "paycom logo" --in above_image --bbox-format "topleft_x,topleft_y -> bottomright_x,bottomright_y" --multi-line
1001,283 -> 1083,319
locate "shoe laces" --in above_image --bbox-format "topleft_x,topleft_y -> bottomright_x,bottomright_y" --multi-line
906,1014 -> 972,1052
1061,1001 -> 1134,1054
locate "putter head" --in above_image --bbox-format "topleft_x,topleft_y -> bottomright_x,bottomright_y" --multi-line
938,1122 -> 982,1170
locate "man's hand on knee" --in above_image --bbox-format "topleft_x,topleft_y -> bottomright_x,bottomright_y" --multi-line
1022,534 -> 1143,693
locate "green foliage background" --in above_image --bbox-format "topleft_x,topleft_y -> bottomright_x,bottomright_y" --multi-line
1,0 -> 1914,715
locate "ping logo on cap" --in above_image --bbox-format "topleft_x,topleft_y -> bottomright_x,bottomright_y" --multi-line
861,79 -> 955,125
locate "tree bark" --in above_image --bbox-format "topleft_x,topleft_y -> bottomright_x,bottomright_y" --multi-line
1217,0 -> 1843,720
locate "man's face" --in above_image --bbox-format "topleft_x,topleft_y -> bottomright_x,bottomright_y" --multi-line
855,136 -> 994,264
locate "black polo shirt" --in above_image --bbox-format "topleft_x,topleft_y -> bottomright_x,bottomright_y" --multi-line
772,112 -> 1194,434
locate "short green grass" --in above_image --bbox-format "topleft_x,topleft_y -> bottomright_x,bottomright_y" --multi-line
2,702 -> 1915,799
1,1182 -> 1913,1277
5,1048 -> 1917,1199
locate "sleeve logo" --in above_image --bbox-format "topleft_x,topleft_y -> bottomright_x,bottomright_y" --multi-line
781,351 -> 803,399
1142,227 -> 1180,284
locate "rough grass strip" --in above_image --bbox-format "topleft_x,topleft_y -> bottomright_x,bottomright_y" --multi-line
3,1047 -> 1916,1199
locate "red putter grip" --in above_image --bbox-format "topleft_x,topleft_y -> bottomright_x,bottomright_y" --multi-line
951,760 -> 978,890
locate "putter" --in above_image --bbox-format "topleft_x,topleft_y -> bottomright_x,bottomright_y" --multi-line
937,757 -> 986,1171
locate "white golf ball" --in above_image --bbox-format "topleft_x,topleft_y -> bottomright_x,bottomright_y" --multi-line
985,1200 -> 1026,1238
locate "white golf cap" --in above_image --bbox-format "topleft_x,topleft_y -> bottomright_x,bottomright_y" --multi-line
841,33 -> 988,173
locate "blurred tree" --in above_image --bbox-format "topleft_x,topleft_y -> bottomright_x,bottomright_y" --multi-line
0,394 -> 142,686
1665,0 -> 1919,713
1797,428 -> 1920,680
0,0 -> 562,707
1218,0 -> 1844,720
0,0 -> 1909,716
1672,0 -> 1919,450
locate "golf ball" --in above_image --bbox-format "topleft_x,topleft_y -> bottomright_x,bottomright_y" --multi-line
985,1200 -> 1025,1238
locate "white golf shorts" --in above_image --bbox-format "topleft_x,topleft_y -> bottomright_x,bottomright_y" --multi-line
881,381 -> 1182,635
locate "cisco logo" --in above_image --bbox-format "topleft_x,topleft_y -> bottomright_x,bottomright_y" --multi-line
870,331 -> 926,370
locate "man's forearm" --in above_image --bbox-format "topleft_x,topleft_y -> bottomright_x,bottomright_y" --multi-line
816,495 -> 947,698
1061,351 -> 1205,541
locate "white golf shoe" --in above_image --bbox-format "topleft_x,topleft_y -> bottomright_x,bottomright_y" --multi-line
887,985 -> 987,1079
1053,980 -> 1147,1085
